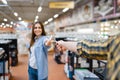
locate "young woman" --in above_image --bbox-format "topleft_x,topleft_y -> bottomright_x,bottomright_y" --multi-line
28,21 -> 53,80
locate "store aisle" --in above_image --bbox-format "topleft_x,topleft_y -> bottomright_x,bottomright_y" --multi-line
10,54 -> 69,80
10,54 -> 28,80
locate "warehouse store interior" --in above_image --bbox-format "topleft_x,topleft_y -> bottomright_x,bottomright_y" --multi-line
0,0 -> 120,80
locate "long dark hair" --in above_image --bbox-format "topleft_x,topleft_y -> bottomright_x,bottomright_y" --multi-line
29,21 -> 46,51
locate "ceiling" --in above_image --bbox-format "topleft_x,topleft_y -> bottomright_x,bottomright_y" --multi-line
0,0 -> 81,24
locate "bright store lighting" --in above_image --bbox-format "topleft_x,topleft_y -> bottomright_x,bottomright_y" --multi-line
3,18 -> 7,22
6,24 -> 9,27
119,20 -> 120,23
77,28 -> 94,33
100,23 -> 104,27
62,8 -> 69,12
104,28 -> 109,30
114,20 -> 117,23
3,25 -> 6,28
18,17 -> 22,20
38,6 -> 42,12
11,21 -> 13,24
101,28 -> 104,31
111,26 -> 114,29
1,0 -> 7,5
101,32 -> 104,35
115,26 -> 118,29
104,32 -> 108,34
14,12 -> 18,16
35,16 -> 39,19
10,25 -> 13,28
1,23 -> 5,25
48,18 -> 53,22
44,21 -> 48,25
54,14 -> 59,18
105,22 -> 110,26
97,32 -> 100,34
34,19 -> 38,22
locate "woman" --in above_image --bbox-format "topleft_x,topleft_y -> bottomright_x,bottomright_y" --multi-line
28,21 -> 53,80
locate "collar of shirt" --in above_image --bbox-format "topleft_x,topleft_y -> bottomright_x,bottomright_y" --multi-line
34,36 -> 41,42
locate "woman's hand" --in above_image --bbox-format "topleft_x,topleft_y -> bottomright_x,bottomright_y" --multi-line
45,35 -> 55,46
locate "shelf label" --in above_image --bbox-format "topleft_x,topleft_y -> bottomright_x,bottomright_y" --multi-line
49,1 -> 74,9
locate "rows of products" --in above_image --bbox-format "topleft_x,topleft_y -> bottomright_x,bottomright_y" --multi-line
54,32 -> 120,80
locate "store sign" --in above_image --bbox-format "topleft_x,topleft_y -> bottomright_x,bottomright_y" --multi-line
49,1 -> 74,9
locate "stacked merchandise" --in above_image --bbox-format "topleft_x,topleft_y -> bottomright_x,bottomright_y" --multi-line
107,34 -> 120,80
74,69 -> 100,80
0,48 -> 9,80
77,38 -> 113,60
77,33 -> 120,80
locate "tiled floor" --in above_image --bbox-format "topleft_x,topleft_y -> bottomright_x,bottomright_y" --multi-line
10,53 -> 69,80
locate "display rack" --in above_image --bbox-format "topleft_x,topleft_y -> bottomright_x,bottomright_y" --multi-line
0,41 -> 12,80
0,34 -> 18,66
67,33 -> 120,80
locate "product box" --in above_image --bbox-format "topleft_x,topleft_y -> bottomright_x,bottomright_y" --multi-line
74,69 -> 100,80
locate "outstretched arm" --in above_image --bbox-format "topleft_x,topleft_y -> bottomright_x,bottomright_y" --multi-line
56,40 -> 78,53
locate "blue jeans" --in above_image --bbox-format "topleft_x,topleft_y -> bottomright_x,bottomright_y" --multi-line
28,66 -> 48,80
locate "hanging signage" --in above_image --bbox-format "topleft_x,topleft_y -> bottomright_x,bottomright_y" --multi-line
49,1 -> 74,9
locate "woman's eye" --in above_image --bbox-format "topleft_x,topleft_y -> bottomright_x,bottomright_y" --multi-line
34,27 -> 41,29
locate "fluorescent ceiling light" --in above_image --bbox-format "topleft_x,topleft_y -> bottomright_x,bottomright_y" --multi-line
62,8 -> 69,12
34,19 -> 38,22
104,28 -> 109,30
38,6 -> 42,12
48,18 -> 53,22
18,17 -> 22,20
1,0 -> 7,5
3,25 -> 6,28
77,28 -> 94,33
44,21 -> 48,25
10,21 -> 13,24
6,24 -> 10,27
115,26 -> 118,29
3,18 -> 7,22
1,23 -> 5,25
35,16 -> 39,19
10,25 -> 13,28
114,20 -> 117,23
101,28 -> 104,31
111,26 -> 114,29
14,12 -> 18,16
54,14 -> 59,18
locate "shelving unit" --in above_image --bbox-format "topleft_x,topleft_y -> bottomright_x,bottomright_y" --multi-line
0,41 -> 12,80
64,32 -> 120,80
0,34 -> 18,66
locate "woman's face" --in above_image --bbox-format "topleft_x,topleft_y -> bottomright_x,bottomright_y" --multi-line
34,23 -> 42,37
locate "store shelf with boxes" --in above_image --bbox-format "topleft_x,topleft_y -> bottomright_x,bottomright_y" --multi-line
0,32 -> 18,80
0,46 -> 11,80
56,32 -> 120,80
0,33 -> 18,67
